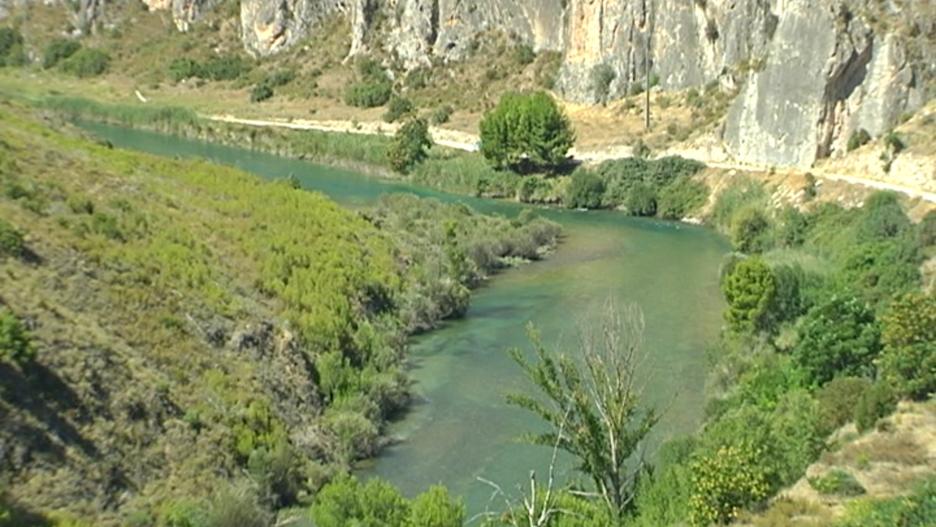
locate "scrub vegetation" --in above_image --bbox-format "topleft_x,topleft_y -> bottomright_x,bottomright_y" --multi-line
0,102 -> 559,525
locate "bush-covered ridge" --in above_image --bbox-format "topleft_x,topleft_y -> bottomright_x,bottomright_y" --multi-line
0,102 -> 560,525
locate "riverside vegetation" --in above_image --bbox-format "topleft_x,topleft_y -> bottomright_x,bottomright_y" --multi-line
0,101 -> 560,525
1,17 -> 934,527
3,100 -> 933,527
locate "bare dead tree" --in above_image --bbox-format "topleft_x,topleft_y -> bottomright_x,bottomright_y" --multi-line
506,298 -> 658,522
471,411 -> 582,527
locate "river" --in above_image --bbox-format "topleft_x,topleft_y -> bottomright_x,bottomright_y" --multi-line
80,122 -> 729,517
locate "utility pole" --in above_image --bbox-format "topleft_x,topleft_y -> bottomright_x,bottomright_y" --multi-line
644,31 -> 651,130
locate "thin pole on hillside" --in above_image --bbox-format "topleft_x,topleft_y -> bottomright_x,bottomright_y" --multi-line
644,31 -> 651,130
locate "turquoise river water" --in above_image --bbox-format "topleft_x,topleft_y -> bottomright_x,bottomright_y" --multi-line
81,122 -> 729,517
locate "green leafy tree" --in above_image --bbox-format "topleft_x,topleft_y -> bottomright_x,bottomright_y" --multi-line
688,442 -> 770,526
507,301 -> 658,520
406,485 -> 465,527
480,91 -> 575,171
310,475 -> 409,527
793,296 -> 881,387
721,257 -> 776,334
387,118 -> 432,173
0,308 -> 35,365
878,292 -> 935,399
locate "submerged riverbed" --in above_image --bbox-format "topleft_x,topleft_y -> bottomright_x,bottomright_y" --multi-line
81,122 -> 729,516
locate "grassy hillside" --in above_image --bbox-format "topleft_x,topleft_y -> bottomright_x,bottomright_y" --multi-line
0,101 -> 559,525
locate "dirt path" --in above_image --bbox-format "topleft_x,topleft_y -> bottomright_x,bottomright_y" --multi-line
206,114 -> 936,203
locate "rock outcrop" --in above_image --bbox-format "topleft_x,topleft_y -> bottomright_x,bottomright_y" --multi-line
6,0 -> 933,168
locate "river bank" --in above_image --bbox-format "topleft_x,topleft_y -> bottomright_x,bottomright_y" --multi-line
78,119 -> 731,516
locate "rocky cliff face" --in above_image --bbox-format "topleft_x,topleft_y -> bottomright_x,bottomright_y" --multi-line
236,0 -> 932,168
7,0 -> 933,168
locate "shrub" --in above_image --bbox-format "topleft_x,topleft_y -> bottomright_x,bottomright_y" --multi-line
793,295 -> 881,387
721,257 -> 776,334
310,475 -> 409,527
878,292 -> 936,400
199,55 -> 250,81
249,83 -> 273,103
776,206 -> 808,247
564,169 -> 605,209
479,91 -> 574,171
836,477 -> 934,527
0,27 -> 26,67
61,48 -> 110,78
803,172 -> 818,200
657,177 -> 708,219
883,131 -> 905,153
0,308 -> 35,365
407,485 -> 465,527
383,95 -> 414,123
688,442 -> 770,526
856,192 -> 912,242
513,43 -> 536,66
168,58 -> 200,82
854,381 -> 896,432
387,118 -> 432,173
0,218 -> 24,258
816,376 -> 872,435
918,210 -> 936,247
67,195 -> 94,215
590,63 -> 616,104
809,469 -> 865,496
42,38 -> 81,69
730,206 -> 772,253
430,105 -> 453,125
534,51 -> 563,89
625,182 -> 657,216
157,500 -> 205,527
345,80 -> 392,108
203,483 -> 270,527
345,58 -> 392,108
263,69 -> 295,87
847,128 -> 871,152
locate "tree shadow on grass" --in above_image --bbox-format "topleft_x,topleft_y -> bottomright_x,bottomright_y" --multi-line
0,361 -> 100,460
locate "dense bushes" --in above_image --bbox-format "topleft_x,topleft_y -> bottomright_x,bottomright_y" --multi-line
878,292 -> 936,399
624,184 -> 933,527
42,38 -> 81,69
564,168 -> 605,209
591,156 -> 707,217
168,55 -> 251,82
366,194 -> 560,332
310,476 -> 464,527
344,58 -> 392,108
793,296 -> 881,387
479,91 -> 574,171
61,48 -> 110,78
